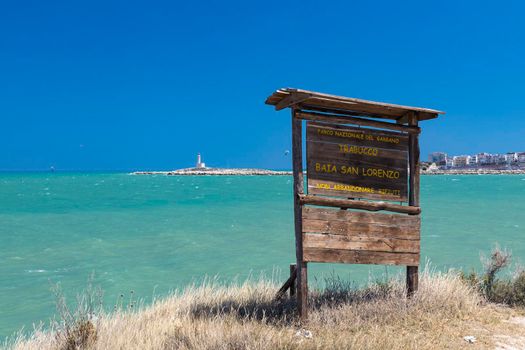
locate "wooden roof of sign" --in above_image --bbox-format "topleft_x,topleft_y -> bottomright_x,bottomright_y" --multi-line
265,88 -> 444,123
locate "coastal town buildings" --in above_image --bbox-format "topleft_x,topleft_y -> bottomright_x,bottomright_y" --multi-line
452,155 -> 471,167
494,154 -> 507,164
506,152 -> 518,164
477,152 -> 492,165
428,151 -> 525,169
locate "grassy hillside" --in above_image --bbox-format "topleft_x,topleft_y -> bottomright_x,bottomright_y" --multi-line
5,263 -> 525,350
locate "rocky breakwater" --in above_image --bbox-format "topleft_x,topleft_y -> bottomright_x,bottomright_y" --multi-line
133,168 -> 292,176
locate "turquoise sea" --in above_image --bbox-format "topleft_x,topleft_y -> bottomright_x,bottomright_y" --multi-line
1,173 -> 525,338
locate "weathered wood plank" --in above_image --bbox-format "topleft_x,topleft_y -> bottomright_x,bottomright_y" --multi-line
302,219 -> 420,239
306,121 -> 409,201
304,233 -> 419,253
307,178 -> 406,202
298,111 -> 421,134
302,206 -> 420,227
304,97 -> 405,119
302,207 -> 420,257
307,160 -> 408,188
304,248 -> 420,266
307,140 -> 408,163
307,122 -> 410,151
299,194 -> 420,214
307,172 -> 408,201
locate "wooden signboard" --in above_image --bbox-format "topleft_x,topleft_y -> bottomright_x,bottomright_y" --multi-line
266,88 -> 444,320
302,207 -> 420,266
306,122 -> 408,201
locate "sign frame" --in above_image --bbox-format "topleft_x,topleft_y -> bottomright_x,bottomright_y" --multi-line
266,88 -> 444,320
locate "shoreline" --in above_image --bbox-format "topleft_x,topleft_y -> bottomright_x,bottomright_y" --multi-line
132,168 -> 292,176
132,168 -> 525,176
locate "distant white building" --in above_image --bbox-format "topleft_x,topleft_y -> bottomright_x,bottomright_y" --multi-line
518,152 -> 525,163
195,153 -> 206,168
506,152 -> 518,164
453,155 -> 471,167
477,152 -> 493,165
494,154 -> 507,164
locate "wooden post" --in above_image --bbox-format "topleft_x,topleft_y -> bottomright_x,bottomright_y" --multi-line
289,263 -> 296,297
292,108 -> 308,319
407,112 -> 420,296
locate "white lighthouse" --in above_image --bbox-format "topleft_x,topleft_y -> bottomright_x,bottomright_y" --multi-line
195,153 -> 206,169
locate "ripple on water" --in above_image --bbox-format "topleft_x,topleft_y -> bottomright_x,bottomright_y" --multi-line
53,267 -> 71,273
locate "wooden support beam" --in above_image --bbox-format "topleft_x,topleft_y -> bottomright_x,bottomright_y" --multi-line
299,194 -> 421,215
275,264 -> 297,300
296,111 -> 421,134
275,92 -> 311,111
289,263 -> 296,297
292,109 -> 308,320
407,112 -> 420,296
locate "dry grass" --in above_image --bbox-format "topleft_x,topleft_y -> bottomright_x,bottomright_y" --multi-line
5,269 -> 525,350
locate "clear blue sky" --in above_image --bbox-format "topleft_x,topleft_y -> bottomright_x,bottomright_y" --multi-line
2,0 -> 524,171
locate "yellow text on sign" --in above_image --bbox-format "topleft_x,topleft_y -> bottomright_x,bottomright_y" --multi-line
338,144 -> 378,157
314,182 -> 401,197
317,128 -> 400,144
315,163 -> 400,180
